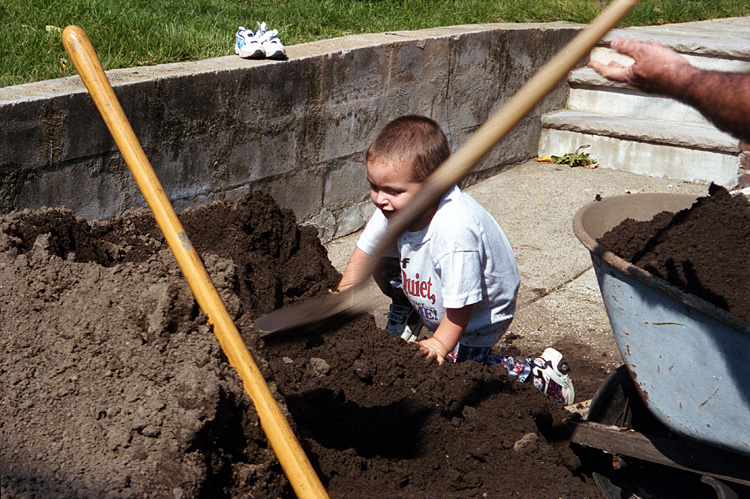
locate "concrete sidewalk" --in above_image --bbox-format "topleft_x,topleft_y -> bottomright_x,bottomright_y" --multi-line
324,160 -> 707,370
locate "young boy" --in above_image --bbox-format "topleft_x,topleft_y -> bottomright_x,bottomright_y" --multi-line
338,115 -> 574,404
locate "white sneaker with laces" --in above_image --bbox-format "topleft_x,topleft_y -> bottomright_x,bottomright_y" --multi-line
255,22 -> 287,60
530,347 -> 575,405
235,26 -> 264,59
385,304 -> 423,343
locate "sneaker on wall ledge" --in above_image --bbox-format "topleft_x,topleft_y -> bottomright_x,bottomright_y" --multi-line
235,26 -> 264,59
255,21 -> 287,60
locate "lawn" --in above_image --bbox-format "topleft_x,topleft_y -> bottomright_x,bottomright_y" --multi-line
2,0 -> 748,88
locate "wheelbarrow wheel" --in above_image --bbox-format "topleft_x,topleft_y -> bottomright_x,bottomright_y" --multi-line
583,365 -> 741,499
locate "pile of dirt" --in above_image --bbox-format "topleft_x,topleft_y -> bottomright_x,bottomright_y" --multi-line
598,184 -> 750,322
0,191 -> 602,498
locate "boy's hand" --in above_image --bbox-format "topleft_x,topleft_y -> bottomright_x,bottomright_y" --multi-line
411,304 -> 473,365
411,338 -> 449,365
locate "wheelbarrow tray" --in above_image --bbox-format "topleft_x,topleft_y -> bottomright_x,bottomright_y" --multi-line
573,193 -> 750,457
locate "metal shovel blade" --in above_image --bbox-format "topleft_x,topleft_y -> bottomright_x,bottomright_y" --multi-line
255,287 -> 369,340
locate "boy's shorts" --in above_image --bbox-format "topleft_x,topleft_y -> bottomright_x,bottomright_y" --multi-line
372,257 -> 411,307
446,344 -> 533,383
446,344 -> 492,363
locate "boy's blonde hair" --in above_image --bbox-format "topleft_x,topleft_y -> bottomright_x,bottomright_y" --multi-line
366,115 -> 450,182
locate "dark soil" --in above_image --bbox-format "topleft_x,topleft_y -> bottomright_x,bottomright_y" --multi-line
1,191 -> 604,498
599,184 -> 750,322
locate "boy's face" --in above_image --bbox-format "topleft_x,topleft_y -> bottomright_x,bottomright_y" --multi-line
366,159 -> 423,221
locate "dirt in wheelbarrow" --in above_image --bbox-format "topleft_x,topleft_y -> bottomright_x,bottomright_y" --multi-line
0,190 -> 604,498
599,184 -> 750,323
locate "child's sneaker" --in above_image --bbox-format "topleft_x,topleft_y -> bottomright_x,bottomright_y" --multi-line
235,27 -> 263,59
385,304 -> 423,342
255,22 -> 287,60
530,348 -> 575,405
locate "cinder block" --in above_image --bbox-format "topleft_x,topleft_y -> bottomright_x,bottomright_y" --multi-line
16,156 -> 134,220
259,168 -> 325,222
317,106 -> 381,164
224,120 -> 298,183
58,81 -> 158,162
332,201 -> 375,240
148,142 -> 214,202
304,208 -> 337,243
317,45 -> 387,107
447,30 -> 506,128
323,157 -> 369,210
234,59 -> 316,121
0,101 -> 46,166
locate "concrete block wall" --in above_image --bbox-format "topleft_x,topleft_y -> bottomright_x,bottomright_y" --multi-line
0,22 -> 581,242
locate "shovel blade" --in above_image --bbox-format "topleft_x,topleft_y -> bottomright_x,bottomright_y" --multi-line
254,287 -> 369,341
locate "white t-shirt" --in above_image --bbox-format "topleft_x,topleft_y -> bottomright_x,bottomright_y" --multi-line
357,185 -> 520,347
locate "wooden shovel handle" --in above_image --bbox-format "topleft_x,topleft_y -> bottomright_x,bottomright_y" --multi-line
365,0 -> 642,275
62,25 -> 328,499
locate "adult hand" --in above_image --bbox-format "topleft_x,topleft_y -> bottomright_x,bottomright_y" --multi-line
588,38 -> 694,95
411,337 -> 449,365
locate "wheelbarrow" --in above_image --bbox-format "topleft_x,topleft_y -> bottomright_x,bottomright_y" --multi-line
571,193 -> 750,499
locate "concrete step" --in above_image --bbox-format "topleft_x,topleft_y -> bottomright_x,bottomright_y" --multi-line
542,110 -> 739,153
539,111 -> 740,188
539,18 -> 750,188
567,68 -> 712,126
600,19 -> 750,61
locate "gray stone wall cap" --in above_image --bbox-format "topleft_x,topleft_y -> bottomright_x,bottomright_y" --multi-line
0,21 -> 581,106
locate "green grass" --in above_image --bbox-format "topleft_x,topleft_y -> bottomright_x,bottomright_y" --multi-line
2,0 -> 748,88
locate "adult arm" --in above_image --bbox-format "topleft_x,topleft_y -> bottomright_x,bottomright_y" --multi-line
412,304 -> 475,365
589,38 -> 750,142
338,209 -> 390,292
337,246 -> 371,292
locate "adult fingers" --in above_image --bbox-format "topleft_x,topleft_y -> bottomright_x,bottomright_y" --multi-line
588,59 -> 629,82
610,37 -> 642,57
588,59 -> 621,73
